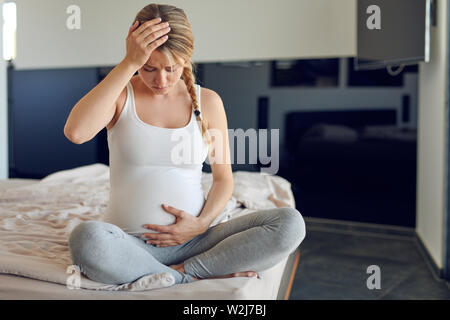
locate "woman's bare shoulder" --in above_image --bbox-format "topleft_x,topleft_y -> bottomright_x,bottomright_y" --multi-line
199,86 -> 226,130
106,77 -> 135,131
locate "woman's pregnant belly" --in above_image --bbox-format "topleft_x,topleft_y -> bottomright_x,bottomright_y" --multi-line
103,167 -> 205,236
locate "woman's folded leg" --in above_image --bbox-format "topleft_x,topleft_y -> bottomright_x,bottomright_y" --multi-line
68,220 -> 195,285
179,207 -> 306,279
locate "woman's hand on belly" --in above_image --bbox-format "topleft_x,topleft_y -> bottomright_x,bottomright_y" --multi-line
141,204 -> 208,247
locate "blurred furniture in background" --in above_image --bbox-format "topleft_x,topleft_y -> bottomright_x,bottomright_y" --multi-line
278,109 -> 417,227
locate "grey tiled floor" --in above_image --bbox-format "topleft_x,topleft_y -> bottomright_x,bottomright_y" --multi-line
289,219 -> 450,300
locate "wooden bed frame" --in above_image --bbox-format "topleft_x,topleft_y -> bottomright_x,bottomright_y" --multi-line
277,248 -> 301,300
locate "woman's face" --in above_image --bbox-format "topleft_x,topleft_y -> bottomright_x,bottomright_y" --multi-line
138,50 -> 185,96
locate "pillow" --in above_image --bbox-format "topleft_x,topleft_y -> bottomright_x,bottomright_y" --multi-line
361,125 -> 417,141
301,123 -> 359,142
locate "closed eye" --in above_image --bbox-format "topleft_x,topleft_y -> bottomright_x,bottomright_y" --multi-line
143,67 -> 176,73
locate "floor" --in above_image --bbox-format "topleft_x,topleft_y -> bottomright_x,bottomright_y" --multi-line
289,217 -> 450,300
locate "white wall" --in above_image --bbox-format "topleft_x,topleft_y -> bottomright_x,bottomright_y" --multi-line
0,0 -> 9,179
417,0 -> 448,270
13,0 -> 356,70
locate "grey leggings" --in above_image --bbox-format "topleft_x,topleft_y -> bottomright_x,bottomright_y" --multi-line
68,207 -> 306,285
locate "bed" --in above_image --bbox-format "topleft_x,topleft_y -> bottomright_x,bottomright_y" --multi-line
0,164 -> 301,300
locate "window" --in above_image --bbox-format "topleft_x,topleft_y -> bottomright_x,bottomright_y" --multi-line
2,1 -> 16,60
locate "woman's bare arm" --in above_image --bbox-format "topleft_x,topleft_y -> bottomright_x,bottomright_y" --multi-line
64,18 -> 170,144
63,59 -> 137,144
196,89 -> 234,228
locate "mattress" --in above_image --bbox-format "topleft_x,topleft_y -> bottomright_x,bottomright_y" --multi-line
0,259 -> 288,300
0,164 -> 298,300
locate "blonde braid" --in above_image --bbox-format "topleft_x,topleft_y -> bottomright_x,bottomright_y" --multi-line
181,65 -> 215,159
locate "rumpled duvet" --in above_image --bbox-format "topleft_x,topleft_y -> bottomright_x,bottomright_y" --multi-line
0,163 -> 295,291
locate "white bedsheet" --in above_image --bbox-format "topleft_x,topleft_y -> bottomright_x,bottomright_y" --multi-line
0,164 -> 296,299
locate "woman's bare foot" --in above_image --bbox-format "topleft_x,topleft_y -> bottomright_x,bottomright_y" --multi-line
169,262 -> 198,281
169,262 -> 259,281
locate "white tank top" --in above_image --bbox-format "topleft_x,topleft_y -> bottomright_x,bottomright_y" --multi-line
103,81 -> 209,236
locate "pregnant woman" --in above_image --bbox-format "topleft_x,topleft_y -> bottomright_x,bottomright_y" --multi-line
65,3 -> 306,287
